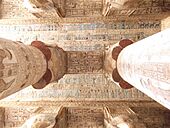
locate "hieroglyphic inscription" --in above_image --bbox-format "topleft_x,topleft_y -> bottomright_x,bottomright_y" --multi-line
5,107 -> 36,127
67,51 -> 103,73
3,83 -> 149,101
65,0 -> 102,17
0,21 -> 160,31
131,107 -> 170,127
135,63 -> 170,84
67,108 -> 104,127
0,20 -> 161,50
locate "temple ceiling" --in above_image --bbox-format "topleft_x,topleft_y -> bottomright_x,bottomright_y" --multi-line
0,1 -> 169,128
0,0 -> 169,19
0,0 -> 169,102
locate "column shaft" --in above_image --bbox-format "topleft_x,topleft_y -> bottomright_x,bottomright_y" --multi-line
117,29 -> 170,109
0,38 -> 47,99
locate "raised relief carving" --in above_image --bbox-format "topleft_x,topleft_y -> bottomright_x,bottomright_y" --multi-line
0,49 -> 15,93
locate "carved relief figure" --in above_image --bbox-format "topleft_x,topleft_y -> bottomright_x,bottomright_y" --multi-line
0,49 -> 15,93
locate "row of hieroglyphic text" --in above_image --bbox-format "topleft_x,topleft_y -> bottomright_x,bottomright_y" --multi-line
0,21 -> 160,31
4,82 -> 149,101
65,0 -> 102,17
0,20 -> 161,47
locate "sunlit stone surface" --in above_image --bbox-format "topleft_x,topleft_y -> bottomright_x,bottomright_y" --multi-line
117,29 -> 170,109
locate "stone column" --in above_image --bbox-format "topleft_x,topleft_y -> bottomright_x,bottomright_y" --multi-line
117,29 -> 170,109
0,38 -> 66,99
104,39 -> 134,89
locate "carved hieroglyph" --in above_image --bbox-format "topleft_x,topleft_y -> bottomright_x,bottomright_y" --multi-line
0,38 -> 47,99
117,29 -> 170,109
